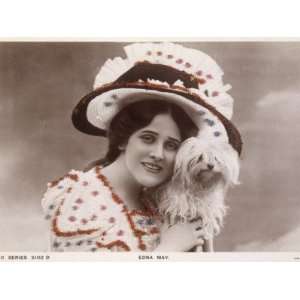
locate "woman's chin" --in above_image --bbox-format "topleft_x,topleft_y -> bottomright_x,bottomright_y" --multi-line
136,173 -> 167,188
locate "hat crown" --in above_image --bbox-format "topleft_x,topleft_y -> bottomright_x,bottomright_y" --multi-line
94,42 -> 234,120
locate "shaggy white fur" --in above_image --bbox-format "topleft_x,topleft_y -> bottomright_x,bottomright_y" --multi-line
153,137 -> 240,239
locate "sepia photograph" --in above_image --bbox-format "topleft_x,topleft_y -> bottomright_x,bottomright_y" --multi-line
1,40 -> 300,260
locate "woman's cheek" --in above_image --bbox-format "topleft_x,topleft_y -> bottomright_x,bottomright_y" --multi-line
165,152 -> 177,172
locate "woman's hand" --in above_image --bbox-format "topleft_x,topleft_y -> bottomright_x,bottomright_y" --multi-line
189,218 -> 214,252
154,220 -> 205,252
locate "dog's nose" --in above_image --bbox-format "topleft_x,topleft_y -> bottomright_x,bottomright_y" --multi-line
207,164 -> 214,170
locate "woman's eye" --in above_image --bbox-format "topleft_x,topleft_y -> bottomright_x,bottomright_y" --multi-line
165,141 -> 179,151
140,134 -> 155,144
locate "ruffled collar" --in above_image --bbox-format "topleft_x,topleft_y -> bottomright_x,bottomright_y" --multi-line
94,166 -> 159,218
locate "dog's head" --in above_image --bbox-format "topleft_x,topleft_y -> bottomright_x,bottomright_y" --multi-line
152,137 -> 241,237
173,137 -> 240,190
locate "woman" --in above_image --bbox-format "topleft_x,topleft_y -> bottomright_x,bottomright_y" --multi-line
42,42 -> 242,252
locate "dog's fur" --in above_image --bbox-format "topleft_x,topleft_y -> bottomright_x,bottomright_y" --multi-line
152,138 -> 240,239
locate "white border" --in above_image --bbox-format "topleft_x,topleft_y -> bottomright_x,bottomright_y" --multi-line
1,252 -> 300,262
1,1 -> 300,300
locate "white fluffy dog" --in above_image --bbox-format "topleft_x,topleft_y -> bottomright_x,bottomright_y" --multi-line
153,137 -> 240,239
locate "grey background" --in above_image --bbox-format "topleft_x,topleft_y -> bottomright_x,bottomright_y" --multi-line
1,41 -> 300,251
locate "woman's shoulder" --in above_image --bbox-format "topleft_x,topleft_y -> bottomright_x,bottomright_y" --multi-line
41,166 -> 119,237
43,166 -> 103,189
41,167 -> 110,217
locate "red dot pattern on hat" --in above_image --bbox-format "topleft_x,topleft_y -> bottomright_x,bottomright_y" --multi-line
142,51 -> 219,87
197,110 -> 206,116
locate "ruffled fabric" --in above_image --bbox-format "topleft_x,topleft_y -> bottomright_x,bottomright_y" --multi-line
42,166 -> 161,252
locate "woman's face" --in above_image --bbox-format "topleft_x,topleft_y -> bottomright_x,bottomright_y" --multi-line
123,113 -> 181,188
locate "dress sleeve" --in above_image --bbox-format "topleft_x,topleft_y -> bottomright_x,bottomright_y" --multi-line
41,170 -> 81,221
41,169 -> 119,252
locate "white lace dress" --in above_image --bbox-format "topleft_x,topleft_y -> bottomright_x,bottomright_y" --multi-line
42,166 -> 162,252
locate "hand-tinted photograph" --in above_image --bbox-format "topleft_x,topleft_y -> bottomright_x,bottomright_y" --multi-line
1,41 -> 299,260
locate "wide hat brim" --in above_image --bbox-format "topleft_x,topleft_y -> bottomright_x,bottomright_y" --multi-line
72,62 -> 242,155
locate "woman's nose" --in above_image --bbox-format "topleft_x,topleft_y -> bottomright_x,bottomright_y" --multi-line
149,143 -> 164,161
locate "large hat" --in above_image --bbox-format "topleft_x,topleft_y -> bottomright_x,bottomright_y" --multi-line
72,43 -> 242,155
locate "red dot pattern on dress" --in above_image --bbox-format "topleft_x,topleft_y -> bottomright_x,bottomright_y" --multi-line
95,167 -> 160,252
109,217 -> 115,223
68,216 -> 76,222
72,205 -> 78,211
167,54 -> 173,59
117,230 -> 124,236
90,214 -> 98,221
196,70 -> 203,76
146,51 -> 152,55
67,187 -> 72,193
212,91 -> 219,97
185,62 -> 192,68
92,191 -> 99,196
100,205 -> 107,211
82,181 -> 88,186
157,51 -> 162,56
67,174 -> 79,182
176,59 -> 183,64
81,218 -> 88,225
207,74 -> 213,79
75,198 -> 83,204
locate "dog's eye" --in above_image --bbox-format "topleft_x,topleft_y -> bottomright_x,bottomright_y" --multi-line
197,154 -> 203,163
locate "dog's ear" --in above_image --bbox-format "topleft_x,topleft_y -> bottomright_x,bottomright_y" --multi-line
222,145 -> 240,185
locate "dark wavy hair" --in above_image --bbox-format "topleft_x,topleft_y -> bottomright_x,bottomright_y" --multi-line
85,99 -> 198,170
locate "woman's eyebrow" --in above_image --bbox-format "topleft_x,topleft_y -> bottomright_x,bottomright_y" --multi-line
168,137 -> 181,143
140,130 -> 158,135
140,130 -> 181,143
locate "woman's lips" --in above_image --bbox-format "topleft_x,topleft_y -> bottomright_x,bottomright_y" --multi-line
141,162 -> 163,173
